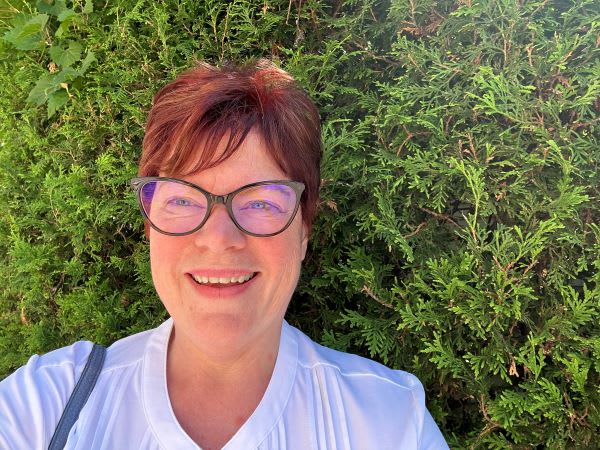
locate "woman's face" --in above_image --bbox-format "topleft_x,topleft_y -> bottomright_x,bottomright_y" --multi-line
149,130 -> 308,357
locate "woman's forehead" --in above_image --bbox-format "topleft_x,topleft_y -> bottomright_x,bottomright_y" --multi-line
159,130 -> 289,180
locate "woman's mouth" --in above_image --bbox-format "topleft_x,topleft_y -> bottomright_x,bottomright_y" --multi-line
190,272 -> 257,287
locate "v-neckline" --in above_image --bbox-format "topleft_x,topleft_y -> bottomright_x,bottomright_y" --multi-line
142,319 -> 298,449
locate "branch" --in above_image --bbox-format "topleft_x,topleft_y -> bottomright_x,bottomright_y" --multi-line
361,285 -> 395,310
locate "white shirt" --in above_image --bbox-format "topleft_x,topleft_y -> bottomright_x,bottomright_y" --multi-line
0,319 -> 449,449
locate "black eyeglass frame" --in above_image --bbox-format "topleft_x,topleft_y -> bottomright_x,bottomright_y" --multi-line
131,177 -> 306,237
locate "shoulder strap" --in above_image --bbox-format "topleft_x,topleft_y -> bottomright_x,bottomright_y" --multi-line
48,343 -> 106,450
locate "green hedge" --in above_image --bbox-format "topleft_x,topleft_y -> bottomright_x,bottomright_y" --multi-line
1,0 -> 598,448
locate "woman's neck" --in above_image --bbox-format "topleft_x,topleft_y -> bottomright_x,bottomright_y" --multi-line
165,323 -> 281,448
167,321 -> 280,383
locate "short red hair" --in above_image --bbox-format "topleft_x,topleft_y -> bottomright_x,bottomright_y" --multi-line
139,59 -> 322,232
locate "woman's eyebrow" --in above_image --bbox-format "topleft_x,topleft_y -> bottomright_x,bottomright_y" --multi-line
259,184 -> 292,196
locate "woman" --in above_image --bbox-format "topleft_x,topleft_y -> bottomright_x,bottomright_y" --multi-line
0,60 -> 449,449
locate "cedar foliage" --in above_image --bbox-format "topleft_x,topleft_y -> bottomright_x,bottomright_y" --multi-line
1,0 -> 599,447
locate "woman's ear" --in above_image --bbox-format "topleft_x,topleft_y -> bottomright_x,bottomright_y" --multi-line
301,225 -> 309,261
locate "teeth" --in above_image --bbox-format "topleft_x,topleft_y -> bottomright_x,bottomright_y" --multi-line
192,273 -> 255,284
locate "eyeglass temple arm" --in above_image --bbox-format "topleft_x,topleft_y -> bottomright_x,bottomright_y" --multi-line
130,178 -> 143,189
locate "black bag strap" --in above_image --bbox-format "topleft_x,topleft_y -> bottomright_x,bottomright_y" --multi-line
48,343 -> 106,450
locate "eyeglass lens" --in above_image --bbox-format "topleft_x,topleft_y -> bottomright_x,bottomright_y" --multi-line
139,180 -> 298,235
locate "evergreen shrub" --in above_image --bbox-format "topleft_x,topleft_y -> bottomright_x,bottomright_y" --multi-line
1,0 -> 598,447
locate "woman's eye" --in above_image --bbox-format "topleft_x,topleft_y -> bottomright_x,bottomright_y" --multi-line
249,201 -> 268,209
244,200 -> 281,212
166,198 -> 199,208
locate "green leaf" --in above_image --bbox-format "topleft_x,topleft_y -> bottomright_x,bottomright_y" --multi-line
27,65 -> 85,108
79,51 -> 96,75
36,0 -> 68,17
2,14 -> 49,51
57,9 -> 77,23
55,9 -> 79,38
83,0 -> 94,14
27,73 -> 60,105
57,67 -> 80,82
47,90 -> 69,118
49,41 -> 82,67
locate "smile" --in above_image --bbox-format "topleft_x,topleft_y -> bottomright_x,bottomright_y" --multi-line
191,273 -> 256,285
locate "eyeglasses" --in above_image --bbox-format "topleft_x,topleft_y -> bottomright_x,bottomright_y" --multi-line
131,177 -> 305,237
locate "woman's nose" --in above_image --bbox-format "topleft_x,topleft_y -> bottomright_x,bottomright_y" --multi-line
193,204 -> 246,250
